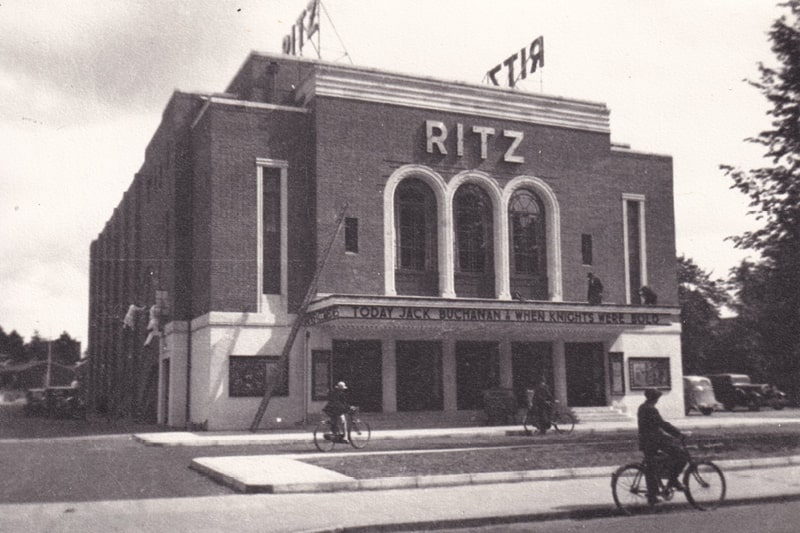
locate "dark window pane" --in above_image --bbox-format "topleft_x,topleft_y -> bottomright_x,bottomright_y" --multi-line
263,168 -> 281,294
627,200 -> 642,304
455,184 -> 492,273
509,189 -> 544,275
581,234 -> 593,266
345,218 -> 359,253
396,178 -> 436,271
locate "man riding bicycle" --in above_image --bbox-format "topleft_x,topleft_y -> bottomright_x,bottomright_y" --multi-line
323,381 -> 352,442
532,379 -> 553,434
638,388 -> 689,505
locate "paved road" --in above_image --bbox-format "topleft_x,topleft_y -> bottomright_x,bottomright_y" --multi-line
433,500 -> 800,533
2,404 -> 799,532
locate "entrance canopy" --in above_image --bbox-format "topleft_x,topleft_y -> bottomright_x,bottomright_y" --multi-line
305,294 -> 678,335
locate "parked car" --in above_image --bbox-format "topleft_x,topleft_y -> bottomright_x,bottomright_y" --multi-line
23,387 -> 47,415
706,373 -> 788,411
683,375 -> 722,415
23,385 -> 86,419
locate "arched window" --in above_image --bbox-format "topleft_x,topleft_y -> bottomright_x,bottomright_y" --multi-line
395,178 -> 437,295
454,183 -> 494,297
509,188 -> 547,299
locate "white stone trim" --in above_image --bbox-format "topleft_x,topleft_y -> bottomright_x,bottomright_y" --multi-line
298,68 -> 610,134
383,165 -> 449,297
622,193 -> 647,304
256,159 -> 289,315
447,170 -> 506,299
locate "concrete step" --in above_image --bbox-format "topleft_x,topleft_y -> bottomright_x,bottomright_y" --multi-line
570,406 -> 633,424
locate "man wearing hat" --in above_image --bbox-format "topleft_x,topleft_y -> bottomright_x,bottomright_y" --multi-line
323,381 -> 352,442
638,388 -> 688,505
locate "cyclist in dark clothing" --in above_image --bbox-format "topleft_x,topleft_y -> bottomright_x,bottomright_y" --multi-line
638,388 -> 689,504
533,379 -> 553,434
323,381 -> 351,441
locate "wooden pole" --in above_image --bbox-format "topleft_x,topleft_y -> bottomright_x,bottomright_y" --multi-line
250,204 -> 348,432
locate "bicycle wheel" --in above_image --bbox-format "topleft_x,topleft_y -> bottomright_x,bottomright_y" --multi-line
612,463 -> 651,515
348,418 -> 371,449
553,410 -> 575,434
522,409 -> 545,434
684,461 -> 726,510
313,420 -> 336,452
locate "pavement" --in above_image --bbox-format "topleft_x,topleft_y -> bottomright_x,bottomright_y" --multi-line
3,415 -> 800,532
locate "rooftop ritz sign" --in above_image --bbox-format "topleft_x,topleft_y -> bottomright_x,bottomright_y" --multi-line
487,36 -> 544,88
282,0 -> 320,56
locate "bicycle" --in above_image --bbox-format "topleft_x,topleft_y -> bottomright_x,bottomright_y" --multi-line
522,400 -> 575,435
611,436 -> 726,514
313,406 -> 371,452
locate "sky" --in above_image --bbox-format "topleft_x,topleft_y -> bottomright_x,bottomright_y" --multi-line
0,0 -> 785,346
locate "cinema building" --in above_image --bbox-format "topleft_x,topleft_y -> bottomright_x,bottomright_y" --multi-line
87,51 -> 684,430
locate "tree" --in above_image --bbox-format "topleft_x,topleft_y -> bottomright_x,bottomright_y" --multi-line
24,331 -> 49,361
52,332 -> 81,365
677,255 -> 729,375
722,259 -> 798,388
721,1 -> 800,400
0,327 -> 25,362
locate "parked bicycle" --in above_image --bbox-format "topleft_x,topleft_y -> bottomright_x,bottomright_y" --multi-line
313,406 -> 371,452
611,436 -> 726,514
522,399 -> 575,435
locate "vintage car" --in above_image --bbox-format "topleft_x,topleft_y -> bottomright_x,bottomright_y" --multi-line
706,373 -> 788,411
683,375 -> 722,415
23,385 -> 85,419
23,387 -> 47,415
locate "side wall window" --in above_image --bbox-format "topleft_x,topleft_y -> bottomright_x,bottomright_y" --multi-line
344,218 -> 359,253
623,195 -> 646,304
262,167 -> 281,295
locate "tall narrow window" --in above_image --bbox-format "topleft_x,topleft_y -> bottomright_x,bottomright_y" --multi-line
262,167 -> 281,294
509,190 -> 545,275
454,183 -> 494,298
508,189 -> 546,300
396,179 -> 435,270
395,178 -> 438,296
344,218 -> 359,253
624,196 -> 646,304
581,234 -> 593,266
455,184 -> 492,273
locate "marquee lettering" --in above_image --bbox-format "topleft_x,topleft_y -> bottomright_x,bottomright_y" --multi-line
303,304 -> 667,327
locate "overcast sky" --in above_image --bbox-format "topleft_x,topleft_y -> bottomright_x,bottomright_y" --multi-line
0,0 -> 783,346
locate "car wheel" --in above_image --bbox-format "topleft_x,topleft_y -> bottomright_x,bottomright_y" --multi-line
700,407 -> 713,416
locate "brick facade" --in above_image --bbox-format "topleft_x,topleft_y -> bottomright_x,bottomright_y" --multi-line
88,52 -> 683,429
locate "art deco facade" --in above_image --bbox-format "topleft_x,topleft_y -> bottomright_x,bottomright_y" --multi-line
88,52 -> 683,429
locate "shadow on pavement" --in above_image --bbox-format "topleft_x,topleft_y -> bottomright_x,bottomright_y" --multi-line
0,403 -> 171,439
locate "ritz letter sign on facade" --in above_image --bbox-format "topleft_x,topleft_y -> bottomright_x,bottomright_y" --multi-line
487,36 -> 544,88
425,120 -> 525,163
